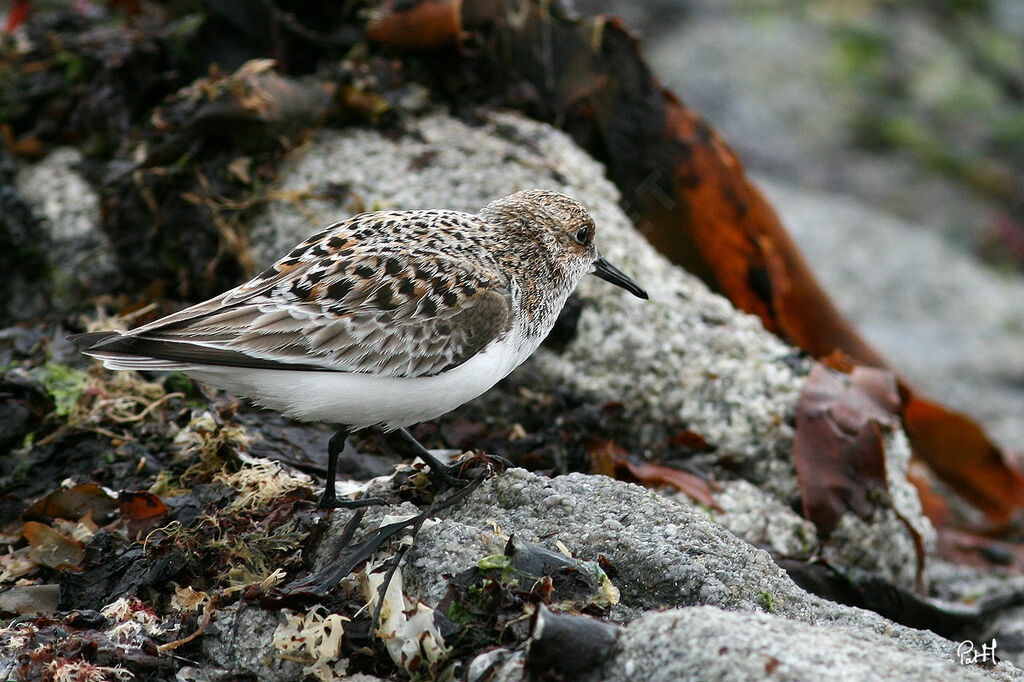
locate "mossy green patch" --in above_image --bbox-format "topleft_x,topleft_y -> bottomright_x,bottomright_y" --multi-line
30,362 -> 89,417
477,553 -> 518,585
759,590 -> 778,613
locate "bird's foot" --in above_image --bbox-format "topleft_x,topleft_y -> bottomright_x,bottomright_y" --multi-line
417,450 -> 513,491
391,428 -> 509,490
421,456 -> 470,488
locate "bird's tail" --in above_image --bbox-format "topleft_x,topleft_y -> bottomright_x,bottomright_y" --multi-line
68,331 -> 189,371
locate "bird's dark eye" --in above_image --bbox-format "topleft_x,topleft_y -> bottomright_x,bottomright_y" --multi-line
574,225 -> 591,245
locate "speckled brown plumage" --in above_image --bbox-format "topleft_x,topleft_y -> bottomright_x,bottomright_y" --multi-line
74,190 -> 636,381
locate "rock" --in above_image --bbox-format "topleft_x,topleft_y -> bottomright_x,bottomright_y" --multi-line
243,107 -> 1024,677
252,109 -> 929,589
13,147 -> 116,318
593,606 -> 1000,682
312,469 -> 1019,681
702,479 -> 817,558
200,606 -> 305,682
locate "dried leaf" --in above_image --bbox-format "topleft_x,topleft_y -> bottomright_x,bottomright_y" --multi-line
52,513 -> 99,543
169,584 -> 211,613
2,1 -> 30,34
23,521 -> 85,569
24,484 -> 118,523
0,547 -> 37,582
935,527 -> 1024,572
668,430 -> 711,451
337,85 -> 390,123
118,492 -> 169,520
273,606 -> 348,679
621,461 -> 722,512
587,438 -> 629,479
226,156 -> 253,184
905,466 -> 951,528
587,438 -> 721,510
362,566 -> 447,677
1,123 -> 45,158
793,365 -> 898,538
366,0 -> 464,50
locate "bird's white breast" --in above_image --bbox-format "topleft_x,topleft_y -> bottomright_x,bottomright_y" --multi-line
181,329 -> 537,430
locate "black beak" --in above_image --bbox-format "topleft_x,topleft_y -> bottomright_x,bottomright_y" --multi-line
592,255 -> 648,300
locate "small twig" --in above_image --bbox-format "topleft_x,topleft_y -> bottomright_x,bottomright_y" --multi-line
143,521 -> 182,552
34,425 -> 68,448
157,597 -> 216,651
90,426 -> 126,441
102,392 -> 184,423
119,302 -> 159,324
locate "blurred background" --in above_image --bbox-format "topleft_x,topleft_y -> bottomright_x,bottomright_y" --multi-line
583,0 -> 1024,249
580,0 -> 1024,447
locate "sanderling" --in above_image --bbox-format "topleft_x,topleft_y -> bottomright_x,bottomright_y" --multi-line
71,189 -> 648,507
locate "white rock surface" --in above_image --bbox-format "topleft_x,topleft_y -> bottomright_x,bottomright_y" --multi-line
14,146 -> 117,315
252,110 -> 929,590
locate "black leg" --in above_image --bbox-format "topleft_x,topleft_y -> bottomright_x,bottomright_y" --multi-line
391,427 -> 467,487
319,427 -> 385,509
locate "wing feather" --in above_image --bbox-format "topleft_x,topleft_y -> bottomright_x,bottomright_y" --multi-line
74,211 -> 515,378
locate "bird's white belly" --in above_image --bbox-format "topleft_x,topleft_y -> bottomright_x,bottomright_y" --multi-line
182,333 -> 535,430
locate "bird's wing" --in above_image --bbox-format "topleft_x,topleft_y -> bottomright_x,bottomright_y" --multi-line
75,211 -> 514,378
